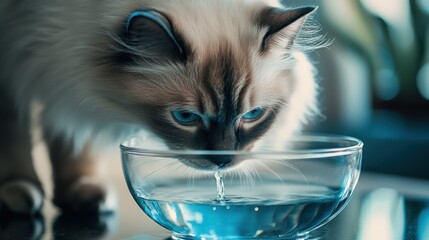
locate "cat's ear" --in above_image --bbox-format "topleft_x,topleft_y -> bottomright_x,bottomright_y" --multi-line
259,7 -> 316,52
123,10 -> 186,62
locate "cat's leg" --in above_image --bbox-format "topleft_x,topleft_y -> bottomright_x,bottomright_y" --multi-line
0,214 -> 44,239
46,135 -> 114,214
0,90 -> 44,214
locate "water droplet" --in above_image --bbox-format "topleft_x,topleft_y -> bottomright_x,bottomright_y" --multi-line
226,206 -> 230,210
212,207 -> 217,211
254,207 -> 259,212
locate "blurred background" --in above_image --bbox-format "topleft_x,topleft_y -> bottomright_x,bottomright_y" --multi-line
290,0 -> 429,180
2,1 -> 428,240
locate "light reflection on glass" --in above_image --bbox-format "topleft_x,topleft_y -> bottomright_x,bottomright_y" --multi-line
418,206 -> 429,240
357,188 -> 405,240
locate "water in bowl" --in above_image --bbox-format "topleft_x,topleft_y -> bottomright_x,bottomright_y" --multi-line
133,172 -> 348,239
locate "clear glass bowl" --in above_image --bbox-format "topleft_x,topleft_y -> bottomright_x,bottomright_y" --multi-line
120,134 -> 363,239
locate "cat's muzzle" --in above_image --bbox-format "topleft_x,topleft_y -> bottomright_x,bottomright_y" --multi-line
178,154 -> 242,171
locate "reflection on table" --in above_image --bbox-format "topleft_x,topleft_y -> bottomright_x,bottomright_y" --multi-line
0,172 -> 428,240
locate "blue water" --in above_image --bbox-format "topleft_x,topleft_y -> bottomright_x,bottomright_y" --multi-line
133,179 -> 345,239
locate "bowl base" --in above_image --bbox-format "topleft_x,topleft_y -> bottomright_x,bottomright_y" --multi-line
171,232 -> 312,240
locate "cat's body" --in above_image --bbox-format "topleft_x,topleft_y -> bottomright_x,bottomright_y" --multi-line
0,0 -> 321,214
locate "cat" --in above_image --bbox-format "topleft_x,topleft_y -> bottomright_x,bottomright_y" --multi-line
0,0 -> 323,214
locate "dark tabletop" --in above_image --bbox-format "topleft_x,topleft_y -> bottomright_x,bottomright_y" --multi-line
1,172 -> 428,240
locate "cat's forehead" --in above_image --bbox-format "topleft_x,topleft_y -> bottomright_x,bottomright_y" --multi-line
191,46 -> 291,115
112,0 -> 291,112
148,0 -> 280,58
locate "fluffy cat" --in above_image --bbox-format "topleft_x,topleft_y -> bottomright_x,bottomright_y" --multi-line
0,0 -> 323,214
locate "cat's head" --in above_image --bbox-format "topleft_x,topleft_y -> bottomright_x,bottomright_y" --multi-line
96,1 -> 321,170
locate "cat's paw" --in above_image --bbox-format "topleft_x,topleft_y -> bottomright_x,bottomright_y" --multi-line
54,177 -> 115,214
0,180 -> 44,215
0,214 -> 45,240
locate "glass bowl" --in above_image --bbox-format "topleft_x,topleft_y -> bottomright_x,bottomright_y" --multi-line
120,134 -> 363,239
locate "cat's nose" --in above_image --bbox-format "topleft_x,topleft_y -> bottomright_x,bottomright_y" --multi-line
206,124 -> 237,151
207,155 -> 234,168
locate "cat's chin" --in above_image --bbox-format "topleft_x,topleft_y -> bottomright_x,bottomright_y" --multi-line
178,157 -> 245,172
173,144 -> 256,171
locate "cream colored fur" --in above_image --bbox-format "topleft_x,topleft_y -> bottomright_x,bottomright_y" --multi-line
0,0 -> 324,214
0,0 -> 319,152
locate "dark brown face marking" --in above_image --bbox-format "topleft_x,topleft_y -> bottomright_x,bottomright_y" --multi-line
197,53 -> 242,151
237,107 -> 279,149
129,46 -> 282,164
143,53 -> 240,152
110,9 -> 191,67
258,7 -> 316,52
98,6 -> 310,170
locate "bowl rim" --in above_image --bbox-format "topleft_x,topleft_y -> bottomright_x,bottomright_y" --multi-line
120,133 -> 363,158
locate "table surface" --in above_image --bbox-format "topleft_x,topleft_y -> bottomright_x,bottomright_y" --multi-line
1,171 -> 428,240
1,143 -> 429,240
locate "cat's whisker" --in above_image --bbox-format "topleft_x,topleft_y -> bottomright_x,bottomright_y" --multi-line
237,167 -> 248,189
238,167 -> 251,189
226,168 -> 237,186
186,168 -> 197,187
247,161 -> 264,184
251,158 -> 308,184
136,161 -> 179,183
161,163 -> 187,184
241,163 -> 256,188
252,160 -> 285,184
171,162 -> 186,174
276,160 -> 308,183
232,168 -> 244,190
131,159 -> 161,168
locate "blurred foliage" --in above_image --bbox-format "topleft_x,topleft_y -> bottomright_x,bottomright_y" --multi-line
320,0 -> 429,110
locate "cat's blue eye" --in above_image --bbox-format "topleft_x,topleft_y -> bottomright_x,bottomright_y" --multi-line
242,108 -> 265,121
172,110 -> 201,125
